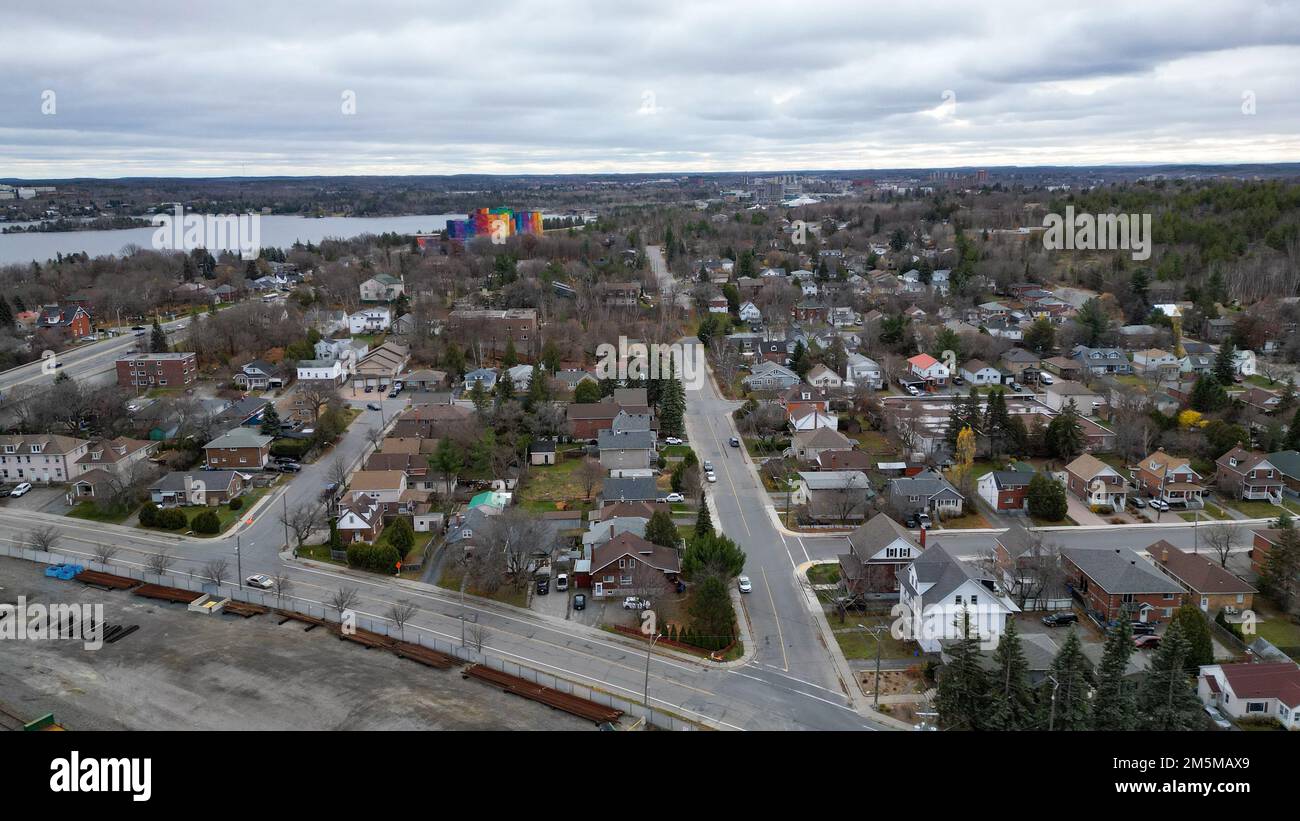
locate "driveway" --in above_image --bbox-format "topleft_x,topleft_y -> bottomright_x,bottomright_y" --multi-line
1065,496 -> 1111,526
1,486 -> 68,515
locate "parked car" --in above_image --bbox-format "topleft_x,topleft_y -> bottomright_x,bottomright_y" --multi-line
1128,495 -> 1146,509
245,574 -> 274,590
904,512 -> 931,529
536,578 -> 549,595
1130,621 -> 1157,636
1039,372 -> 1054,385
364,385 -> 374,393
664,437 -> 683,445
1041,612 -> 1078,627
1133,634 -> 1161,650
1204,705 -> 1232,729
951,375 -> 965,385
659,492 -> 684,503
278,462 -> 301,473
905,384 -> 921,396
1149,499 -> 1170,512
702,461 -> 714,472
572,593 -> 586,611
706,471 -> 717,483
366,403 -> 381,411
556,573 -> 569,592
622,596 -> 650,610
737,575 -> 752,593
9,482 -> 33,497
728,436 -> 741,448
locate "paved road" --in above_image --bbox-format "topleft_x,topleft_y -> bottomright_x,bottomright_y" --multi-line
646,245 -> 691,310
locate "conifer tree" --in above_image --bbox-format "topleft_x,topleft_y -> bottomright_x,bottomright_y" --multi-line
984,617 -> 1036,730
934,611 -> 989,730
1042,628 -> 1093,730
1137,619 -> 1207,730
1090,621 -> 1138,730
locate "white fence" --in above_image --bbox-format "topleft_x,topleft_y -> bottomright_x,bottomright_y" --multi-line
4,544 -> 696,731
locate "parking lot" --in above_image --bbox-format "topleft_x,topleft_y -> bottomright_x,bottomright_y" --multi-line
0,557 -> 592,731
0,484 -> 67,514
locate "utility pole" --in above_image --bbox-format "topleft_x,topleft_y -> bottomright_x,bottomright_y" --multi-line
643,632 -> 663,729
862,625 -> 885,708
282,491 -> 291,554
235,534 -> 242,588
1046,674 -> 1060,732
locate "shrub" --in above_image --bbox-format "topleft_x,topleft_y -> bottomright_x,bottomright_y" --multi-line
271,439 -> 310,460
192,510 -> 221,534
155,508 -> 189,530
138,502 -> 159,527
346,541 -> 401,573
228,497 -> 243,511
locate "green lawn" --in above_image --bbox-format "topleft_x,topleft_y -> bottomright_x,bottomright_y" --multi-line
517,457 -> 596,507
1180,503 -> 1232,522
830,616 -> 916,660
66,501 -> 133,524
436,564 -> 529,608
1031,514 -> 1077,527
1223,499 -> 1285,519
661,445 -> 694,459
1255,612 -> 1300,658
137,484 -> 274,538
806,563 -> 841,585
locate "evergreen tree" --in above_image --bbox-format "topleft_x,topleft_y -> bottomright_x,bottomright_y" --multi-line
1170,604 -> 1214,673
1189,374 -> 1227,412
573,380 -> 602,405
1260,512 -> 1300,610
934,611 -> 989,730
150,318 -> 168,353
501,338 -> 518,368
645,510 -> 679,548
523,363 -> 548,410
1212,339 -> 1236,386
1076,298 -> 1109,347
1090,622 -> 1138,730
494,372 -> 516,404
790,340 -> 811,377
1045,399 -> 1085,460
1286,407 -> 1300,451
259,405 -> 281,435
984,617 -> 1036,730
1137,620 -> 1207,730
0,296 -> 13,330
540,339 -> 561,372
1042,628 -> 1093,730
468,379 -> 490,414
658,367 -> 686,438
694,494 -> 714,537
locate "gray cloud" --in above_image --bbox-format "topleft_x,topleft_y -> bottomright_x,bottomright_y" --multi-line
2,0 -> 1298,177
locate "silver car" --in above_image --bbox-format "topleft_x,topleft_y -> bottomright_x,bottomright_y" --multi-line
737,575 -> 752,593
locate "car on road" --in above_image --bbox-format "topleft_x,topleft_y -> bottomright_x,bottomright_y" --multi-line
1133,634 -> 1161,650
572,593 -> 586,611
702,461 -> 714,472
622,596 -> 651,610
1204,705 -> 1232,729
728,436 -> 741,448
556,573 -> 568,592
245,574 -> 274,590
8,482 -> 32,498
1041,612 -> 1078,627
659,492 -> 684,503
664,437 -> 683,445
706,471 -> 717,483
277,462 -> 301,473
366,403 -> 381,411
737,575 -> 752,593
387,391 -> 399,398
536,578 -> 549,595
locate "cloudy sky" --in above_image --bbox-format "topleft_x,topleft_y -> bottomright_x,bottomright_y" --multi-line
3,0 -> 1300,178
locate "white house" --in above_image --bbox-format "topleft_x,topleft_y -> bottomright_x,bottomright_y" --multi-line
806,364 -> 843,389
1231,349 -> 1257,377
845,353 -> 882,389
738,301 -> 762,323
897,543 -> 1019,653
1198,662 -> 1300,729
296,359 -> 346,384
348,308 -> 392,334
959,359 -> 1002,386
907,353 -> 949,385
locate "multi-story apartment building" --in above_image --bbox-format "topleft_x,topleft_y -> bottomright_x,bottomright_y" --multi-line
115,352 -> 198,390
0,435 -> 91,484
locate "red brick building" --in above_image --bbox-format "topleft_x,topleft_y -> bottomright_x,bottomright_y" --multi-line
37,304 -> 93,339
1063,546 -> 1185,624
115,352 -> 198,390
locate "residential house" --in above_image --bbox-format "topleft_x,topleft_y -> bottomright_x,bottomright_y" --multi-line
897,542 -> 1018,652
742,361 -> 801,392
587,532 -> 681,598
1239,387 -> 1283,416
1064,453 -> 1126,509
792,470 -> 873,522
347,307 -> 392,334
364,452 -> 434,492
314,337 -> 369,367
37,304 -> 93,339
1150,540 -> 1255,614
1041,356 -> 1083,381
977,466 -> 1036,513
1215,446 -> 1283,502
1072,346 -> 1132,376
1268,450 -> 1300,496
1198,662 -> 1300,729
463,367 -> 499,393
1231,349 -> 1258,377
359,274 -> 404,302
597,429 -> 656,471
888,470 -> 964,519
845,353 -> 882,389
295,358 -> 346,385
600,476 -> 660,506
906,353 -> 949,387
505,363 -> 535,392
1179,353 -> 1215,377
203,428 -> 273,470
349,470 -> 409,512
233,360 -> 281,390
1132,348 -> 1180,380
567,403 -> 623,439
790,427 -> 853,461
1134,448 -> 1204,508
738,301 -> 762,323
388,403 -> 471,439
806,363 -> 843,389
352,342 -> 409,391
0,434 -> 91,484
993,523 -> 1066,609
553,369 -> 597,393
1041,379 -> 1103,415
1062,546 -> 1185,624
999,348 -> 1041,376
838,513 -> 922,596
336,498 -> 386,544
149,470 -> 249,507
959,359 -> 1002,386
75,437 -> 157,480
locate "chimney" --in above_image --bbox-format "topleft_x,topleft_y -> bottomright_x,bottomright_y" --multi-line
1160,544 -> 1170,564
919,526 -> 927,548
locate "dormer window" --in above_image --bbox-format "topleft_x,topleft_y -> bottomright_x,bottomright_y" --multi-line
1229,458 -> 1238,468
29,444 -> 43,453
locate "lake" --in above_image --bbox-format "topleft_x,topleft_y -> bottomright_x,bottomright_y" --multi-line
0,214 -> 464,265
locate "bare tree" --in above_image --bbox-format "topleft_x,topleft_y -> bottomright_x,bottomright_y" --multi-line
281,503 -> 320,552
92,543 -> 119,566
467,508 -> 551,593
145,550 -> 174,576
828,473 -> 871,525
388,599 -> 418,641
326,455 -> 351,490
27,526 -> 61,554
467,622 -> 490,653
203,558 -> 230,586
328,586 -> 360,621
577,457 -> 603,501
1200,522 -> 1240,569
272,572 -> 294,606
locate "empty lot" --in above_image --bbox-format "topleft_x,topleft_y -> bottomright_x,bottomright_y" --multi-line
0,557 -> 591,731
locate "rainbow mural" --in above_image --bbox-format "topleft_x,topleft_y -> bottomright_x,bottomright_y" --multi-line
446,207 -> 544,242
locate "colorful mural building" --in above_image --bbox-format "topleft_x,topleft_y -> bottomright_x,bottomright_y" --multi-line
445,207 -> 544,242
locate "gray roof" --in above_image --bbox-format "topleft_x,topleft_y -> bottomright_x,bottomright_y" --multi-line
889,470 -> 963,501
1062,547 -> 1183,594
205,428 -> 274,450
799,470 -> 870,490
897,542 -> 994,603
152,470 -> 246,491
847,514 -> 918,556
1266,450 -> 1300,478
598,429 -> 656,451
601,476 -> 659,503
995,522 -> 1038,559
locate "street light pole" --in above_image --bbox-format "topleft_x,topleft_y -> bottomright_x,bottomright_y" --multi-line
282,491 -> 291,555
235,534 -> 242,588
1046,674 -> 1060,731
862,625 -> 884,708
644,632 -> 662,728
